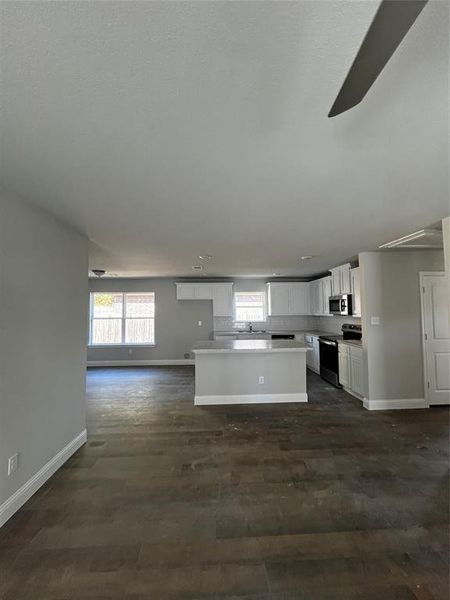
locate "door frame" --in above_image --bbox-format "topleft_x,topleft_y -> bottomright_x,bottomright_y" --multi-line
419,271 -> 447,405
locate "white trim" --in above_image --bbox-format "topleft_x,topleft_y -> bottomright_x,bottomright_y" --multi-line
89,291 -> 156,346
233,290 -> 267,323
362,398 -> 428,411
87,359 -> 194,367
195,392 -> 308,406
0,430 -> 87,528
419,271 -> 447,406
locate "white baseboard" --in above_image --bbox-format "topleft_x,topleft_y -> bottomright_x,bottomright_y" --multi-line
87,359 -> 195,367
0,429 -> 87,528
195,392 -> 308,406
362,398 -> 429,411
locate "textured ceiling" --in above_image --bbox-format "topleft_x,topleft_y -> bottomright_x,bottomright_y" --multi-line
1,1 -> 449,277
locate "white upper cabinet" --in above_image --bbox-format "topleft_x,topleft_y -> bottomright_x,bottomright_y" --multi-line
267,283 -> 290,315
350,267 -> 361,317
176,283 -> 233,316
340,266 -> 352,295
290,283 -> 310,315
309,276 -> 332,316
267,282 -> 310,316
176,284 -> 197,300
330,263 -> 352,296
322,276 -> 332,315
331,269 -> 341,296
309,280 -> 320,315
195,285 -> 213,299
211,283 -> 233,317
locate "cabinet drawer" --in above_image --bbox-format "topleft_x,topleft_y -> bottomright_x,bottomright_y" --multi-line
338,343 -> 350,355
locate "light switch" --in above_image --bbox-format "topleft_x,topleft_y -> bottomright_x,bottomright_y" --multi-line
371,316 -> 380,325
198,320 -> 202,326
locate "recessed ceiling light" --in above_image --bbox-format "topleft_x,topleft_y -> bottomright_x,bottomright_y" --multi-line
300,255 -> 314,260
192,265 -> 203,271
198,254 -> 212,261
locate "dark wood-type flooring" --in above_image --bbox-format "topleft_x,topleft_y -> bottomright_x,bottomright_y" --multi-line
1,367 -> 449,600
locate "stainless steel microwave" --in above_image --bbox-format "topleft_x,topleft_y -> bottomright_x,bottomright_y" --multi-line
329,294 -> 353,316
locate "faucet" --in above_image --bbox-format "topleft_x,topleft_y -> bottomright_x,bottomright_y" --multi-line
248,322 -> 253,333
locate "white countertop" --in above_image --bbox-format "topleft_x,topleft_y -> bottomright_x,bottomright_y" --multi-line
213,329 -> 336,337
192,339 -> 309,354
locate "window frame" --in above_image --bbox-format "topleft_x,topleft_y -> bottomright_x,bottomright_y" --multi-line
88,291 -> 156,347
233,291 -> 267,323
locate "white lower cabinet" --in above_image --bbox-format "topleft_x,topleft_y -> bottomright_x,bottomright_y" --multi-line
312,336 -> 320,373
350,353 -> 363,396
338,342 -> 363,398
338,350 -> 349,388
304,333 -> 320,374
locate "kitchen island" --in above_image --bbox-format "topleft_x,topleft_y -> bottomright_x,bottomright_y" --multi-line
192,339 -> 309,406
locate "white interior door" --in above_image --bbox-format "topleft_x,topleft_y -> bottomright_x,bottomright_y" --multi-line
421,273 -> 450,405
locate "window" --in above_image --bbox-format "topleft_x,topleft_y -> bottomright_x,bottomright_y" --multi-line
89,292 -> 155,345
234,291 -> 266,322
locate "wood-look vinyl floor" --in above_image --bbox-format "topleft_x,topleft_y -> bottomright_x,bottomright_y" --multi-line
1,366 -> 449,600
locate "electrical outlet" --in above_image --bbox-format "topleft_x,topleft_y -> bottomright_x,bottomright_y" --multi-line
128,348 -> 133,355
370,316 -> 380,325
8,453 -> 19,476
259,376 -> 265,385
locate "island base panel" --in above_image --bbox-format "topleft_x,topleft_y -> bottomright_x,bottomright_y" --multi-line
194,351 -> 307,405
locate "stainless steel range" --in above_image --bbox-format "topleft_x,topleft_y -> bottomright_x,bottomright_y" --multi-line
319,323 -> 362,388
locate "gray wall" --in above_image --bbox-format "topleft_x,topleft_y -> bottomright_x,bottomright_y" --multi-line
0,192 -> 88,510
359,250 -> 444,402
87,278 -> 214,362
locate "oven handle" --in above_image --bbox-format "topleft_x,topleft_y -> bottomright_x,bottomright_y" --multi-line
319,340 -> 337,346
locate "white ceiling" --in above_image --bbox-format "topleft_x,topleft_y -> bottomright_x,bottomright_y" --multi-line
1,1 -> 449,278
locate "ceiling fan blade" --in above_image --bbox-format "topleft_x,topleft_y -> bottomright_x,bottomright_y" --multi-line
328,0 -> 428,117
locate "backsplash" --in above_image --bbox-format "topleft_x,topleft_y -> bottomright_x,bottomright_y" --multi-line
313,315 -> 362,334
214,315 -> 361,333
214,316 -> 319,332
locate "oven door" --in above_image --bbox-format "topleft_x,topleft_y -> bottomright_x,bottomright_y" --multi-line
319,339 -> 341,388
